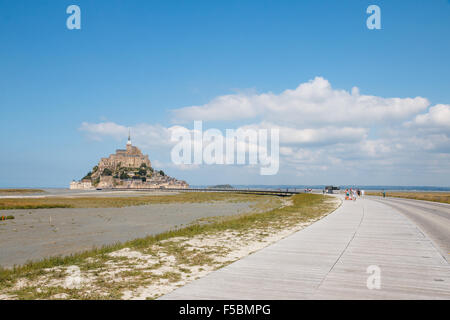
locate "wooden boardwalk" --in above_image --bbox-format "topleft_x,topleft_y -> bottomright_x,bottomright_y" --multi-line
161,197 -> 450,299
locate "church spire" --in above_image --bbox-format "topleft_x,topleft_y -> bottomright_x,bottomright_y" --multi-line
127,128 -> 131,145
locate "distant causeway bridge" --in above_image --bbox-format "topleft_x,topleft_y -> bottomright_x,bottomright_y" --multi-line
108,187 -> 305,197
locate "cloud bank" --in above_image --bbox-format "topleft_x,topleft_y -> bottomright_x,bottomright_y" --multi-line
80,77 -> 450,185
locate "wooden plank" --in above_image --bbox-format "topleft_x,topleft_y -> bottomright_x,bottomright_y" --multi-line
161,197 -> 450,300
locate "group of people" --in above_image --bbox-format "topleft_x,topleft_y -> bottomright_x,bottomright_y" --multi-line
345,188 -> 364,200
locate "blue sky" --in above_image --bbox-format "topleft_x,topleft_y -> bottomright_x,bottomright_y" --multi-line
0,0 -> 449,187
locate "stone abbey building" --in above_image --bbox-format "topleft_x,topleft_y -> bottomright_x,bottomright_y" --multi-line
70,133 -> 188,190
98,135 -> 151,172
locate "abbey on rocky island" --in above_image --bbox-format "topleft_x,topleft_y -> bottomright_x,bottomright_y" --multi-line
70,132 -> 189,190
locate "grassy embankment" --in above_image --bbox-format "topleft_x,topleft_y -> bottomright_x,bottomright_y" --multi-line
0,192 -> 265,210
0,189 -> 45,195
0,193 -> 339,300
366,191 -> 450,204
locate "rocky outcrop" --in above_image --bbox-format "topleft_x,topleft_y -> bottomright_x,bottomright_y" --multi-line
70,141 -> 188,190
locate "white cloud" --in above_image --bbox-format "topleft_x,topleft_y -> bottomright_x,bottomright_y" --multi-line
80,122 -> 175,148
241,122 -> 367,145
79,122 -> 128,141
172,77 -> 429,127
409,104 -> 450,129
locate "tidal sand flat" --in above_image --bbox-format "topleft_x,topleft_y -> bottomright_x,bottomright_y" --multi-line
0,189 -> 178,199
0,194 -> 338,300
0,190 -> 261,209
0,201 -> 256,267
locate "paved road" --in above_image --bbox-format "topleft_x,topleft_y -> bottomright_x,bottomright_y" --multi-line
162,196 -> 450,299
372,197 -> 450,262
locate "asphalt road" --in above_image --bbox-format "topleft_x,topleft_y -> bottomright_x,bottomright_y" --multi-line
372,197 -> 450,262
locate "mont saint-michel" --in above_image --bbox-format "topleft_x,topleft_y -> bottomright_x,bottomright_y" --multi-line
70,133 -> 188,190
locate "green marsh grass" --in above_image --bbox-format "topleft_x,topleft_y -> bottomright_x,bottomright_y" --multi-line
0,192 -> 263,210
0,189 -> 45,195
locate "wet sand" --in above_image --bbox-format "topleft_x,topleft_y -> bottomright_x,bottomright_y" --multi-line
0,201 -> 254,268
0,188 -> 178,199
